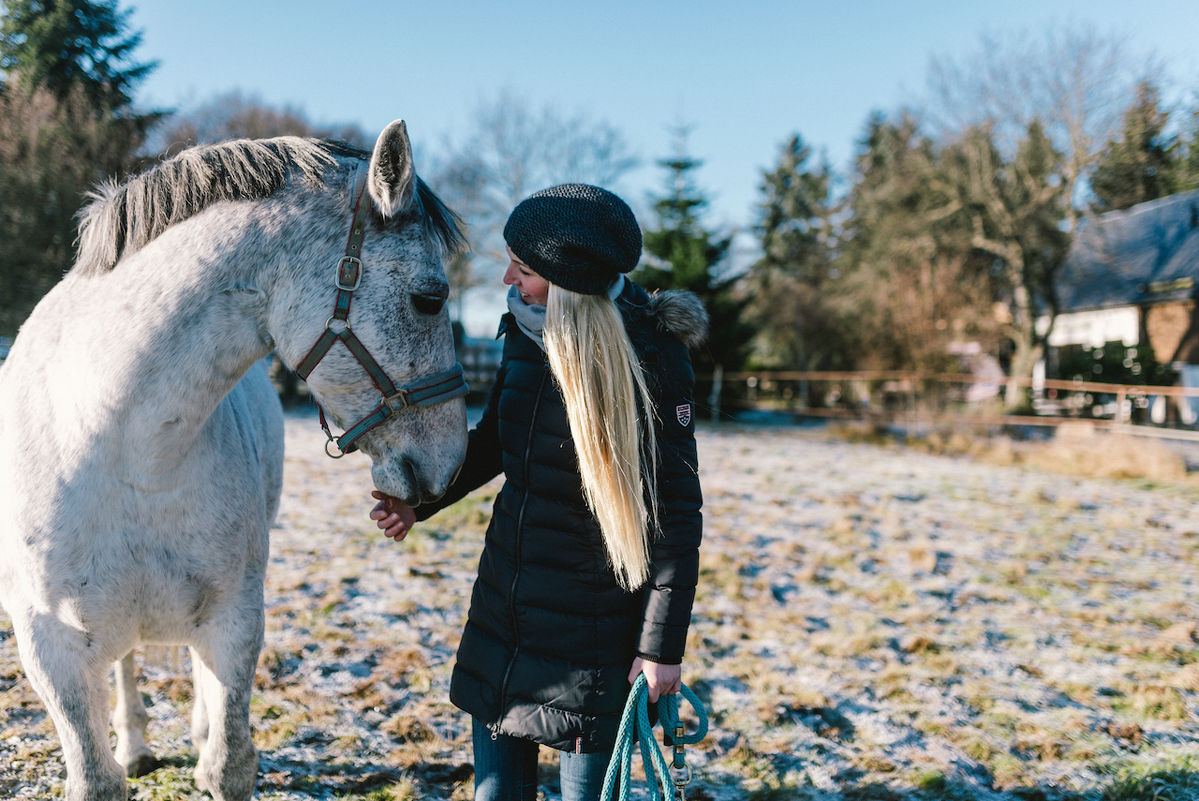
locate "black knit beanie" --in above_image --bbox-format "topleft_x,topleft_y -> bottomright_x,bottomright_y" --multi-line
503,183 -> 642,295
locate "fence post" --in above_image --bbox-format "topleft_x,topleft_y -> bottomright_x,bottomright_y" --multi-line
708,364 -> 723,423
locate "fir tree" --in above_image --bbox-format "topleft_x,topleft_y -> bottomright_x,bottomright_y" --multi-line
0,0 -> 157,333
0,0 -> 155,109
947,120 -> 1070,408
633,127 -> 751,415
1172,107 -> 1199,194
837,112 -> 993,372
744,133 -> 842,374
636,132 -> 731,297
1090,81 -> 1177,212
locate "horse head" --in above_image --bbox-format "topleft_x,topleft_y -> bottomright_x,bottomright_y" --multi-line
269,120 -> 468,505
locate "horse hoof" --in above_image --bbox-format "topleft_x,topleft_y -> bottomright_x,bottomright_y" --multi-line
124,752 -> 162,778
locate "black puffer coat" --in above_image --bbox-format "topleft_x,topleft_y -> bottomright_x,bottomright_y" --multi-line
415,280 -> 706,752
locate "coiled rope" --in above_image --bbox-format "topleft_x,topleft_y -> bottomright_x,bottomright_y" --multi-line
601,674 -> 709,801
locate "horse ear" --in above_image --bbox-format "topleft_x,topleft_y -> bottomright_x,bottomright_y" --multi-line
368,119 -> 416,218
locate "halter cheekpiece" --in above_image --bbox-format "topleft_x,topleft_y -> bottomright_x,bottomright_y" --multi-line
294,161 -> 468,458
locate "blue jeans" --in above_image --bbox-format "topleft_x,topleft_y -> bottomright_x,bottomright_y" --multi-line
471,718 -> 613,801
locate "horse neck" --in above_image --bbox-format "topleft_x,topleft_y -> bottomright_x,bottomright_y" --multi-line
51,204 -> 290,463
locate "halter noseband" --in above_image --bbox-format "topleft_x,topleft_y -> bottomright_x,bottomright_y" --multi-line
293,163 -> 468,458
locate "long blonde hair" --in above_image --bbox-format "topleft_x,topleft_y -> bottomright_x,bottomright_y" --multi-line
543,284 -> 659,590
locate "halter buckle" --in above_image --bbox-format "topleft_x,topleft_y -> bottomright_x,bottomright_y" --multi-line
336,256 -> 363,290
383,390 -> 410,412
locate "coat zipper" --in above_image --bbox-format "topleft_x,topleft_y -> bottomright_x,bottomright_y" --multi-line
492,368 -> 549,738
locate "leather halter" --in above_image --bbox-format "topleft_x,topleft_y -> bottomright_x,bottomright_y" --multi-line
294,163 -> 468,458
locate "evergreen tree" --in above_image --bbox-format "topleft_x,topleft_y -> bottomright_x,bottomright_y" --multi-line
0,0 -> 154,108
837,112 -> 993,372
1090,81 -> 1177,211
636,132 -> 731,297
1172,107 -> 1199,194
839,112 -> 1070,409
632,127 -> 750,415
944,120 -> 1070,408
0,0 -> 157,334
743,133 -> 842,374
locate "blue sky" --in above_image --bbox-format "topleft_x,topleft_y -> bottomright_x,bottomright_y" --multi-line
129,1 -> 1199,228
125,1 -> 1199,332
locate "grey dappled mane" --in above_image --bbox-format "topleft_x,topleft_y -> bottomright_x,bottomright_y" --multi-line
72,136 -> 467,275
412,176 -> 469,258
74,137 -> 336,275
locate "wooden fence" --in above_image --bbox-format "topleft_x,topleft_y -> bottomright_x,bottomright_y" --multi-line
699,369 -> 1199,440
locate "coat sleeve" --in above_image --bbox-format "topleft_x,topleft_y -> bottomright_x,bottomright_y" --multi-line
414,358 -> 506,522
635,337 -> 703,664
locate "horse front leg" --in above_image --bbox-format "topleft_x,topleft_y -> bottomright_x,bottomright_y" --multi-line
190,644 -> 211,756
112,651 -> 160,777
189,600 -> 264,801
13,611 -> 126,801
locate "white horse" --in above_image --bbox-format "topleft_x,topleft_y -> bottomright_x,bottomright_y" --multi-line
0,119 -> 468,801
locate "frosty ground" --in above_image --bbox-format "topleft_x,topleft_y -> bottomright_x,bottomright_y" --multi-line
2,410 -> 1198,800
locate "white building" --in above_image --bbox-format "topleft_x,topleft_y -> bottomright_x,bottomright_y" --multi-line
1041,189 -> 1199,424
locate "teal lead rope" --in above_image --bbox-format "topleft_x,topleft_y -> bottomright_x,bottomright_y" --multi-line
601,675 -> 709,801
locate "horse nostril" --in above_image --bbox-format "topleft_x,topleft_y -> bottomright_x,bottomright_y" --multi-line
411,290 -> 447,315
400,456 -> 432,504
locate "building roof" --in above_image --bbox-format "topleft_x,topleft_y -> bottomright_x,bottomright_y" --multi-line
1056,189 -> 1199,313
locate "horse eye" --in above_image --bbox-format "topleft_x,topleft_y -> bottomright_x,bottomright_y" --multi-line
411,290 -> 447,316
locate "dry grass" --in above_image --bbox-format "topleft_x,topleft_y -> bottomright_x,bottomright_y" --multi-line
838,419 -> 1198,486
1,413 -> 1197,799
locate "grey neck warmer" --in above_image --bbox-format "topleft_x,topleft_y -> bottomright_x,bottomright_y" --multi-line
506,275 -> 626,352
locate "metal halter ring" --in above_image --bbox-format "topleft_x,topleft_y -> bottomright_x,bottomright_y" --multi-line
324,434 -> 347,459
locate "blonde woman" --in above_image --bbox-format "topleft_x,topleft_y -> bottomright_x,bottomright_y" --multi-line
370,184 -> 707,801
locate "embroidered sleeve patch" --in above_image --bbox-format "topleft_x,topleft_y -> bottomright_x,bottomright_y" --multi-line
676,403 -> 692,427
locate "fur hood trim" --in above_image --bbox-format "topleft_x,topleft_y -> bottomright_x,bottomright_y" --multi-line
646,290 -> 708,349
